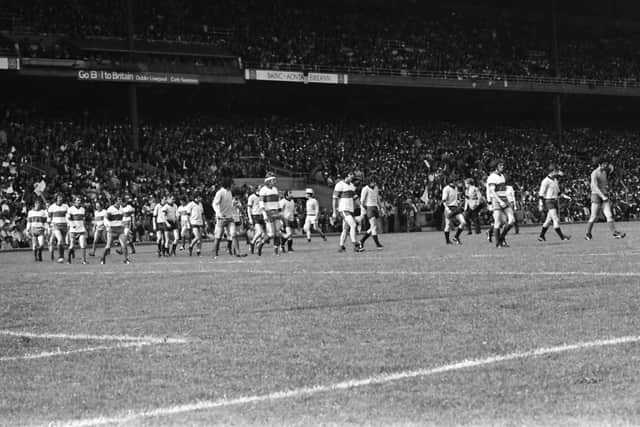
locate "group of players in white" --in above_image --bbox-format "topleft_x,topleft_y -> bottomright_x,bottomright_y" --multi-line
441,157 -> 625,247
23,157 -> 624,264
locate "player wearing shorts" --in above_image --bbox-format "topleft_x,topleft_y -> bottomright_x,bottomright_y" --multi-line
90,200 -> 107,257
303,188 -> 326,243
259,172 -> 285,256
464,178 -> 483,235
487,159 -> 515,248
177,198 -> 191,251
26,198 -> 47,262
212,176 -> 246,258
102,196 -> 130,264
585,157 -> 625,240
47,193 -> 69,263
332,172 -> 364,253
442,175 -> 466,245
247,185 -> 265,254
186,194 -> 205,256
121,196 -> 136,255
279,191 -> 296,253
162,196 -> 179,256
359,177 -> 383,249
538,164 -> 571,242
66,196 -> 88,264
152,196 -> 166,257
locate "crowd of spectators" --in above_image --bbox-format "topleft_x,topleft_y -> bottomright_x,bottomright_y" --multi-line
2,106 -> 640,248
3,0 -> 640,83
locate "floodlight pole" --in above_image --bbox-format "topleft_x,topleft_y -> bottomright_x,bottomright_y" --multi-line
550,0 -> 563,144
126,0 -> 140,153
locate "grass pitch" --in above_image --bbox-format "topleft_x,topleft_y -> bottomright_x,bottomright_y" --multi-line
1,223 -> 640,426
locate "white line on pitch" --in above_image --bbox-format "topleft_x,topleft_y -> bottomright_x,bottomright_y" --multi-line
52,334 -> 640,427
0,330 -> 188,344
16,269 -> 640,278
0,341 -> 152,362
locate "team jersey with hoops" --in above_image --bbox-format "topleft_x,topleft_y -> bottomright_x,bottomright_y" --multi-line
539,176 -> 560,200
259,186 -> 281,219
27,209 -> 48,235
94,209 -> 106,230
177,205 -> 190,228
247,193 -> 262,216
465,185 -> 481,209
105,205 -> 124,233
186,201 -> 204,226
306,198 -> 319,216
66,206 -> 87,233
487,173 -> 508,202
122,204 -> 135,228
48,203 -> 69,230
333,180 -> 357,212
279,199 -> 295,222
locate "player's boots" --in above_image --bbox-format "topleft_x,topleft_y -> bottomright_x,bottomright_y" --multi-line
613,231 -> 626,239
584,233 -> 593,241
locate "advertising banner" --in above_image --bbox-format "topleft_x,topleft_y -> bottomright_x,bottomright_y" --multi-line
246,69 -> 348,85
77,70 -> 199,85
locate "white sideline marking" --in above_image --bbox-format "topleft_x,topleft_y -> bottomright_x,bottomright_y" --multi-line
0,342 -> 151,362
0,330 -> 188,344
54,334 -> 640,427
18,269 -> 640,278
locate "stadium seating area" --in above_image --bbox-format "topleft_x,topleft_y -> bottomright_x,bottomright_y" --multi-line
2,0 -> 640,82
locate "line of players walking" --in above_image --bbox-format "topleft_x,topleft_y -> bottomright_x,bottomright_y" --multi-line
440,157 -> 625,247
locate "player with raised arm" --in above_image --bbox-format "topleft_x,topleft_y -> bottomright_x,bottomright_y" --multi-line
303,188 -> 326,243
258,172 -> 284,256
487,159 -> 515,248
101,196 -> 130,264
442,174 -> 466,245
585,157 -> 625,240
66,196 -> 88,264
538,164 -> 571,242
47,193 -> 69,263
26,198 -> 47,262
247,185 -> 265,254
332,172 -> 364,253
212,176 -> 246,258
359,177 -> 383,249
186,194 -> 205,256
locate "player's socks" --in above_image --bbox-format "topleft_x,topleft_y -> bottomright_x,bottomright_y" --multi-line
444,231 -> 451,244
586,221 -> 595,236
67,249 -> 73,264
554,227 -> 565,239
287,239 -> 293,252
373,235 -> 383,248
227,240 -> 233,255
213,238 -> 221,257
487,228 -> 494,242
498,224 -> 512,245
189,245 -> 193,256
33,249 -> 38,262
58,245 -> 65,261
129,242 -> 136,254
360,232 -> 371,246
454,228 -> 463,244
82,248 -> 87,263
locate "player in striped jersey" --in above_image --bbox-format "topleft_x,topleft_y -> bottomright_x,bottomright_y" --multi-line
585,157 -> 625,240
177,198 -> 191,252
303,188 -> 326,242
90,200 -> 107,257
152,196 -> 165,257
258,172 -> 284,256
487,159 -> 515,248
186,194 -> 205,256
247,185 -> 265,254
121,196 -> 136,255
101,196 -> 130,264
47,193 -> 69,263
26,198 -> 47,262
359,177 -> 383,249
537,164 -> 570,242
279,191 -> 296,252
66,196 -> 88,264
332,172 -> 364,252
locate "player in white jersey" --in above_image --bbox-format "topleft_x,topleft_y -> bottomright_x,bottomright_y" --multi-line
303,188 -> 326,242
585,157 -> 625,240
90,200 -> 107,257
26,198 -> 47,262
442,175 -> 466,244
332,172 -> 364,252
186,194 -> 205,256
101,196 -> 130,264
259,172 -> 285,256
212,176 -> 246,258
47,193 -> 69,263
66,196 -> 88,264
464,178 -> 483,235
359,177 -> 383,249
121,196 -> 136,255
537,164 -> 571,242
177,198 -> 191,251
152,196 -> 165,257
279,191 -> 296,252
247,185 -> 265,254
162,196 -> 179,256
486,159 -> 515,248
